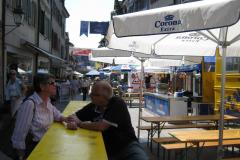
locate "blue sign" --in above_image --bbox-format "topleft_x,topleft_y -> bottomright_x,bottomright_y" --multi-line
144,95 -> 169,116
145,95 -> 155,113
155,98 -> 169,116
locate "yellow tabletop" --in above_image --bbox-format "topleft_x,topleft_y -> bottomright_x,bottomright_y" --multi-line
169,129 -> 240,142
28,101 -> 108,160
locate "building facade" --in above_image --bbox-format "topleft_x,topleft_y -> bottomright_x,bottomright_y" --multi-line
119,0 -> 200,14
0,0 -> 70,103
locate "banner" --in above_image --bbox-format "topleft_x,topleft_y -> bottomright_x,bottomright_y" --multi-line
72,49 -> 91,56
90,21 -> 109,35
80,21 -> 89,36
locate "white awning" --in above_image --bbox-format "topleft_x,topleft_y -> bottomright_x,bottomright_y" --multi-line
113,0 -> 240,37
24,42 -> 66,62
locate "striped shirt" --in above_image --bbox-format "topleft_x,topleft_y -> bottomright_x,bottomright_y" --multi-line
11,92 -> 63,150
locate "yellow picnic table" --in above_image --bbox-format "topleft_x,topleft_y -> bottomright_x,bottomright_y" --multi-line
28,101 -> 108,160
169,129 -> 240,160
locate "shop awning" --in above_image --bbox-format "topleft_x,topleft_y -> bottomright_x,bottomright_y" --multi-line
24,42 -> 66,62
176,64 -> 202,72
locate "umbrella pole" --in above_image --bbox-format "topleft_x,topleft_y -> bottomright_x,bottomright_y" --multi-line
137,59 -> 145,139
218,28 -> 228,160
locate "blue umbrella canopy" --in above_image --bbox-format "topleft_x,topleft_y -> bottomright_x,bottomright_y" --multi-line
111,64 -> 136,72
86,70 -> 100,76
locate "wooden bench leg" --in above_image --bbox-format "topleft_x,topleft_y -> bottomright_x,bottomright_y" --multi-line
163,148 -> 165,160
168,150 -> 171,160
147,130 -> 150,147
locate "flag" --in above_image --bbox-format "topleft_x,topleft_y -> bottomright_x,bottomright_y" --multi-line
80,21 -> 89,36
90,21 -> 109,35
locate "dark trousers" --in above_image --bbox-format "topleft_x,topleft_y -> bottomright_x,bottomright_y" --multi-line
82,87 -> 88,101
109,141 -> 149,160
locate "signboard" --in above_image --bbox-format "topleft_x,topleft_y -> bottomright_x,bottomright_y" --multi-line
144,95 -> 170,116
128,72 -> 141,92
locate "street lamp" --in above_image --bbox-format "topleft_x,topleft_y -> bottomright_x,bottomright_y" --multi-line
12,6 -> 24,27
5,5 -> 24,35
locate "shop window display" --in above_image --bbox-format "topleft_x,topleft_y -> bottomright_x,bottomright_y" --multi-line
226,57 -> 240,73
7,53 -> 33,85
38,56 -> 50,73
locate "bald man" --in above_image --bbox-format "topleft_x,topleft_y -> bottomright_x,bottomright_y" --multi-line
67,81 -> 148,160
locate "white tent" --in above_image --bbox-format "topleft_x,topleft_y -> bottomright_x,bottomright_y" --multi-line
91,48 -> 193,67
89,49 -> 141,65
136,66 -> 170,73
112,0 -> 240,159
106,22 -> 214,63
18,68 -> 26,74
73,71 -> 83,77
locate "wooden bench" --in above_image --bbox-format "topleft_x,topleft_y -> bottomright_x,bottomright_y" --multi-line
137,123 -> 215,145
161,139 -> 240,160
152,137 -> 179,144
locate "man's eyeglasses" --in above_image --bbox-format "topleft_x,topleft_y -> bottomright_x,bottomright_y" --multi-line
48,81 -> 56,86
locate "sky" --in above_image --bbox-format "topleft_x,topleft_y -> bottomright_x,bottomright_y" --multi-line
65,0 -> 114,49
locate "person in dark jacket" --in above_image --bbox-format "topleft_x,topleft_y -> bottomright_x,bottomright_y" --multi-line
67,80 -> 148,160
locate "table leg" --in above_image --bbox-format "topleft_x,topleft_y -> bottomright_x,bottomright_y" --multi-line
157,122 -> 165,157
157,123 -> 160,157
196,142 -> 200,160
150,123 -> 153,151
185,142 -> 188,160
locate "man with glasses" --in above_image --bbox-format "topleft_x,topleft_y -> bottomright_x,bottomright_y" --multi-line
67,81 -> 148,160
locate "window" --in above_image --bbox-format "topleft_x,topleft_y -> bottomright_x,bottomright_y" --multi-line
150,0 -> 158,4
52,31 -> 59,51
226,57 -> 240,73
61,20 -> 65,37
61,45 -> 65,59
22,0 -> 28,21
31,1 -> 37,27
39,9 -> 45,34
135,0 -> 148,11
44,17 -> 50,38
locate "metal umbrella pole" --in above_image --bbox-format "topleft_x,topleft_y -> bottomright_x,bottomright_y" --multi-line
137,58 -> 145,139
218,27 -> 228,160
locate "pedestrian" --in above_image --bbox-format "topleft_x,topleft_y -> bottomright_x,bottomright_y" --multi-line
11,73 -> 68,160
70,76 -> 79,98
66,80 -> 148,160
81,77 -> 90,101
5,69 -> 25,117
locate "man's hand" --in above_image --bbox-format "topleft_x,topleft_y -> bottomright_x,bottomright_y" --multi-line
66,115 -> 81,123
66,121 -> 78,130
65,115 -> 81,130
